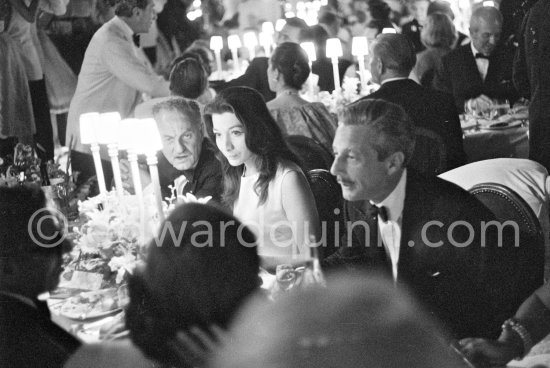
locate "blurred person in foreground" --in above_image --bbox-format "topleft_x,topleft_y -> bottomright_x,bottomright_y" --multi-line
64,202 -> 260,368
0,185 -> 79,367
209,273 -> 468,368
323,98 -> 534,339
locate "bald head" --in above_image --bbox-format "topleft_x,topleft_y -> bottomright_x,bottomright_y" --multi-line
370,34 -> 416,83
469,6 -> 502,55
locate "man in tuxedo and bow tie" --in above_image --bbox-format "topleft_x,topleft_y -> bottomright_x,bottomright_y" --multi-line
123,97 -> 223,203
363,33 -> 466,172
323,98 -> 532,339
0,186 -> 81,367
434,6 -> 519,112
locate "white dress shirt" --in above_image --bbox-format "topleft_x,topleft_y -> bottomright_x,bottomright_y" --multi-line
471,43 -> 489,82
67,16 -> 170,155
371,169 -> 407,282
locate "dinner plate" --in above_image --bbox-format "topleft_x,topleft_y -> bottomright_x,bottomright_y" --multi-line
480,120 -> 523,130
59,288 -> 123,320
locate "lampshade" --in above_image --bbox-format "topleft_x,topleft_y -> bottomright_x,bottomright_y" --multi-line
118,118 -> 140,150
243,31 -> 258,48
79,112 -> 100,144
483,0 -> 495,6
135,118 -> 162,155
210,36 -> 223,51
300,42 -> 317,62
97,112 -> 121,144
326,38 -> 343,58
382,28 -> 397,34
351,37 -> 368,56
275,19 -> 286,32
259,31 -> 272,46
262,21 -> 274,35
227,34 -> 242,49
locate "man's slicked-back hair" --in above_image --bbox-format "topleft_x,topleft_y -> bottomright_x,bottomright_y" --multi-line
152,97 -> 203,133
115,0 -> 149,17
283,17 -> 310,42
470,6 -> 503,31
372,33 -> 417,75
339,99 -> 416,165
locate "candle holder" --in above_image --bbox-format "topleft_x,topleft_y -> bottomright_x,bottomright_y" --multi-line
351,37 -> 369,94
326,38 -> 343,92
80,112 -> 107,195
210,36 -> 223,80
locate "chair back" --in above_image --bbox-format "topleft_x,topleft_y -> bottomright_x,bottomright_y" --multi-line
409,127 -> 447,176
469,182 -> 545,307
286,135 -> 334,173
307,169 -> 343,260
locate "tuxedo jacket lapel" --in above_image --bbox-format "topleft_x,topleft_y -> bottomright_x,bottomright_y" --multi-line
461,46 -> 484,86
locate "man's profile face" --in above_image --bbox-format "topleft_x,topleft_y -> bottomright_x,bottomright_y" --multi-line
134,0 -> 156,34
156,109 -> 203,171
330,124 -> 391,202
277,25 -> 301,44
411,0 -> 430,25
470,18 -> 501,56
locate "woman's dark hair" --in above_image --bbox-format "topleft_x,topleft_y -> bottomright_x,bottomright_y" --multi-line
169,56 -> 208,99
183,46 -> 213,76
203,87 -> 301,208
126,203 -> 260,368
270,42 -> 311,90
367,18 -> 387,35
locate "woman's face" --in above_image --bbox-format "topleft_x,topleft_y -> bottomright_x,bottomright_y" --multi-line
212,112 -> 257,168
267,60 -> 279,92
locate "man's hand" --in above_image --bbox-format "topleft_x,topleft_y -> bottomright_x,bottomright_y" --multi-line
167,325 -> 228,367
466,94 -> 494,115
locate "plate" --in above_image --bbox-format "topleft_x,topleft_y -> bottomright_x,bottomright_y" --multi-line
59,288 -> 123,320
480,120 -> 523,130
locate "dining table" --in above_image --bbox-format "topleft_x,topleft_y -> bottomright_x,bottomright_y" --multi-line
461,114 -> 529,163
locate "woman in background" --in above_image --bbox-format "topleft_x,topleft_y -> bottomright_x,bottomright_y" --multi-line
266,42 -> 336,152
204,87 -> 320,269
412,12 -> 457,88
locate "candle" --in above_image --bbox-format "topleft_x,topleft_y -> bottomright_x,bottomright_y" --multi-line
80,112 -> 107,195
136,118 -> 164,222
98,112 -> 124,196
227,34 -> 242,73
243,31 -> 258,60
352,36 -> 369,94
210,36 -> 223,79
326,38 -> 343,92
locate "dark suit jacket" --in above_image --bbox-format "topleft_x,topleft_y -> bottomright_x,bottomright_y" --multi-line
157,139 -> 223,203
363,79 -> 467,171
434,43 -> 519,112
312,58 -> 353,92
0,294 -> 81,367
402,19 -> 424,53
323,170 -> 524,339
217,57 -> 275,102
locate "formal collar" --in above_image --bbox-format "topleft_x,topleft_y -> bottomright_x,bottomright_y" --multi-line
470,42 -> 488,59
381,77 -> 409,85
371,169 -> 407,222
111,16 -> 135,41
0,290 -> 37,309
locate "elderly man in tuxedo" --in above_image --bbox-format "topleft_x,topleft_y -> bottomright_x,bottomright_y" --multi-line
323,98 -> 536,339
122,97 -> 222,202
363,33 -> 466,172
0,186 -> 80,367
434,6 -> 518,113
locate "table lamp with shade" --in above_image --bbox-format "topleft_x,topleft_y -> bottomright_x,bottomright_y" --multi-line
227,34 -> 242,73
80,112 -> 107,195
209,36 -> 223,79
351,36 -> 369,94
326,38 -> 343,92
97,112 -> 124,197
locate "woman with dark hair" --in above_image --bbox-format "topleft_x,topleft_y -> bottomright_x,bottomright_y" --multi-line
413,12 -> 457,87
65,202 -> 260,368
204,87 -> 320,268
266,42 -> 336,152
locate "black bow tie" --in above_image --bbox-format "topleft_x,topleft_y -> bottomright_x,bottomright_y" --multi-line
475,53 -> 489,59
132,34 -> 140,47
370,204 -> 388,223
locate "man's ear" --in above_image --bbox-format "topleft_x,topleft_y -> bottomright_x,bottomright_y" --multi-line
377,58 -> 386,76
132,6 -> 141,17
386,151 -> 405,174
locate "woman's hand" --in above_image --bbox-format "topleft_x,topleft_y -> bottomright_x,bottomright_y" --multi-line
168,325 -> 228,367
458,337 -> 521,367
